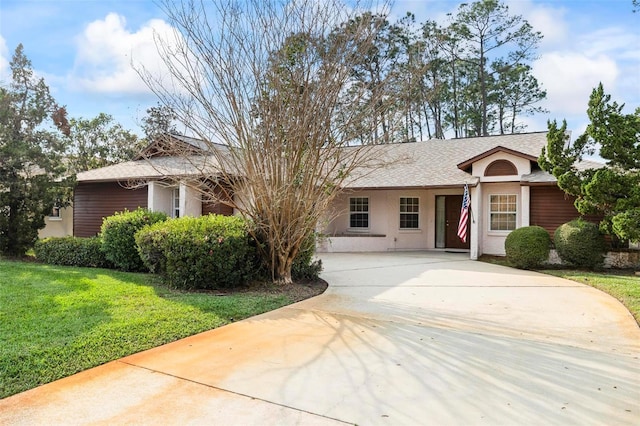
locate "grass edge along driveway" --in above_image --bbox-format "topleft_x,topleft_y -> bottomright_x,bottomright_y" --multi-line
0,259 -> 300,399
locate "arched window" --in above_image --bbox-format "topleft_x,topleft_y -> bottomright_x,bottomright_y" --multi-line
484,159 -> 517,176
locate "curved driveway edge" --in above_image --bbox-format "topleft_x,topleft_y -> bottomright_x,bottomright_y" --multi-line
1,252 -> 639,425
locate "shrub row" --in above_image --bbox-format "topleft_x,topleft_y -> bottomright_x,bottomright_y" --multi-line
505,218 -> 605,270
34,236 -> 112,268
36,208 -> 322,289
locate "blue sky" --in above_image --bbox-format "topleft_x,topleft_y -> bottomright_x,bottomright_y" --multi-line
1,0 -> 638,139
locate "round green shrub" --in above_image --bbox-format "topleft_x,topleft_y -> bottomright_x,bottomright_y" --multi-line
136,214 -> 258,289
554,218 -> 605,269
34,236 -> 112,268
504,226 -> 551,269
100,208 -> 168,271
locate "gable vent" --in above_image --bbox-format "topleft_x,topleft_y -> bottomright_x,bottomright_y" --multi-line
484,159 -> 517,176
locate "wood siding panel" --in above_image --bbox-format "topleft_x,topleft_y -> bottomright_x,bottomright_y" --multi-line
202,184 -> 234,216
484,159 -> 517,176
202,201 -> 234,216
74,182 -> 148,237
530,186 -> 602,238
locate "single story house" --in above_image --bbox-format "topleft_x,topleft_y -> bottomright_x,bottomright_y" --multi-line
41,132 -> 601,259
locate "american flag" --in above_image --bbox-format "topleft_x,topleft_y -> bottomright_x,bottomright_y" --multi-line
457,184 -> 470,243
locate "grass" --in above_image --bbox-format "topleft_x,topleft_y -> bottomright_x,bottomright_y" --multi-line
0,258 -> 316,399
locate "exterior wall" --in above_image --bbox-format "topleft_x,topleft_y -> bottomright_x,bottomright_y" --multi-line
320,188 -> 466,252
202,185 -> 234,216
530,186 -> 584,237
74,182 -> 148,237
38,207 -> 73,238
148,181 -> 174,217
182,183 -> 203,217
480,182 -> 524,256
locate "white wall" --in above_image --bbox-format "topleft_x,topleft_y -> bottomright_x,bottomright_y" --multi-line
182,183 -> 202,217
38,207 -> 73,238
148,181 -> 174,216
480,182 -> 525,256
321,188 -> 466,252
148,181 -> 202,218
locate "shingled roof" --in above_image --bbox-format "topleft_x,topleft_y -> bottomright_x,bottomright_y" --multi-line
78,131 -> 590,187
76,155 -> 221,182
343,131 -> 550,189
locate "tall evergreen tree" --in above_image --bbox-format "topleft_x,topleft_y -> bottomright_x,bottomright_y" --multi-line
450,0 -> 543,136
540,84 -> 640,241
0,45 -> 73,256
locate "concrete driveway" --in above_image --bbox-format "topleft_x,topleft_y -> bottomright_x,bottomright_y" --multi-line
1,252 -> 639,425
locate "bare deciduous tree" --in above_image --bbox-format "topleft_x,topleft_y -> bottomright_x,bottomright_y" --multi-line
136,0 -> 393,284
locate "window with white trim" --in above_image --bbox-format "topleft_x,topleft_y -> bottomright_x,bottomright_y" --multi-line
349,197 -> 369,229
399,197 -> 419,229
173,187 -> 180,218
489,194 -> 517,231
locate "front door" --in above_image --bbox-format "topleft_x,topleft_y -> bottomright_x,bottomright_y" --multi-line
445,195 -> 470,250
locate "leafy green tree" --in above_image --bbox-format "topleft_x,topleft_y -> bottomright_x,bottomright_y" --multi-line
0,44 -> 73,256
66,113 -> 142,173
539,83 -> 640,241
140,102 -> 179,141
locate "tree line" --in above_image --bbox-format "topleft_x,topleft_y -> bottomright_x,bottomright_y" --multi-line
340,0 -> 546,143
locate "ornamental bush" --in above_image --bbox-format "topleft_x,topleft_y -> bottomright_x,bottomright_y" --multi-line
554,218 -> 605,269
100,208 -> 168,272
504,226 -> 551,269
135,214 -> 258,289
34,236 -> 112,268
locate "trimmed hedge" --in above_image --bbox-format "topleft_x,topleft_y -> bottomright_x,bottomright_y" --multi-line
34,237 -> 112,268
136,214 -> 257,289
100,208 -> 168,272
554,218 -> 605,269
504,226 -> 551,269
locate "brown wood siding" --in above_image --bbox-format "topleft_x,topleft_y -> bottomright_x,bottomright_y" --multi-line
202,185 -> 234,216
530,186 -> 602,238
485,159 -> 517,176
74,182 -> 148,237
202,201 -> 234,216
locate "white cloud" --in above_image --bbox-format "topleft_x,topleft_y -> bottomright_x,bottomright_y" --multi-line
533,52 -> 618,117
71,13 -> 178,95
0,34 -> 9,83
506,0 -> 569,48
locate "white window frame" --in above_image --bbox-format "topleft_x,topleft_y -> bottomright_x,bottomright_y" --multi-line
349,197 -> 369,230
399,197 -> 420,230
173,187 -> 181,218
48,205 -> 62,221
489,194 -> 517,231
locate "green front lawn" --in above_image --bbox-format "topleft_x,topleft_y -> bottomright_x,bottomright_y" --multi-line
542,269 -> 640,326
0,259 -> 300,399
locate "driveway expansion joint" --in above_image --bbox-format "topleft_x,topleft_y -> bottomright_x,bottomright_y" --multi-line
115,359 -> 353,425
